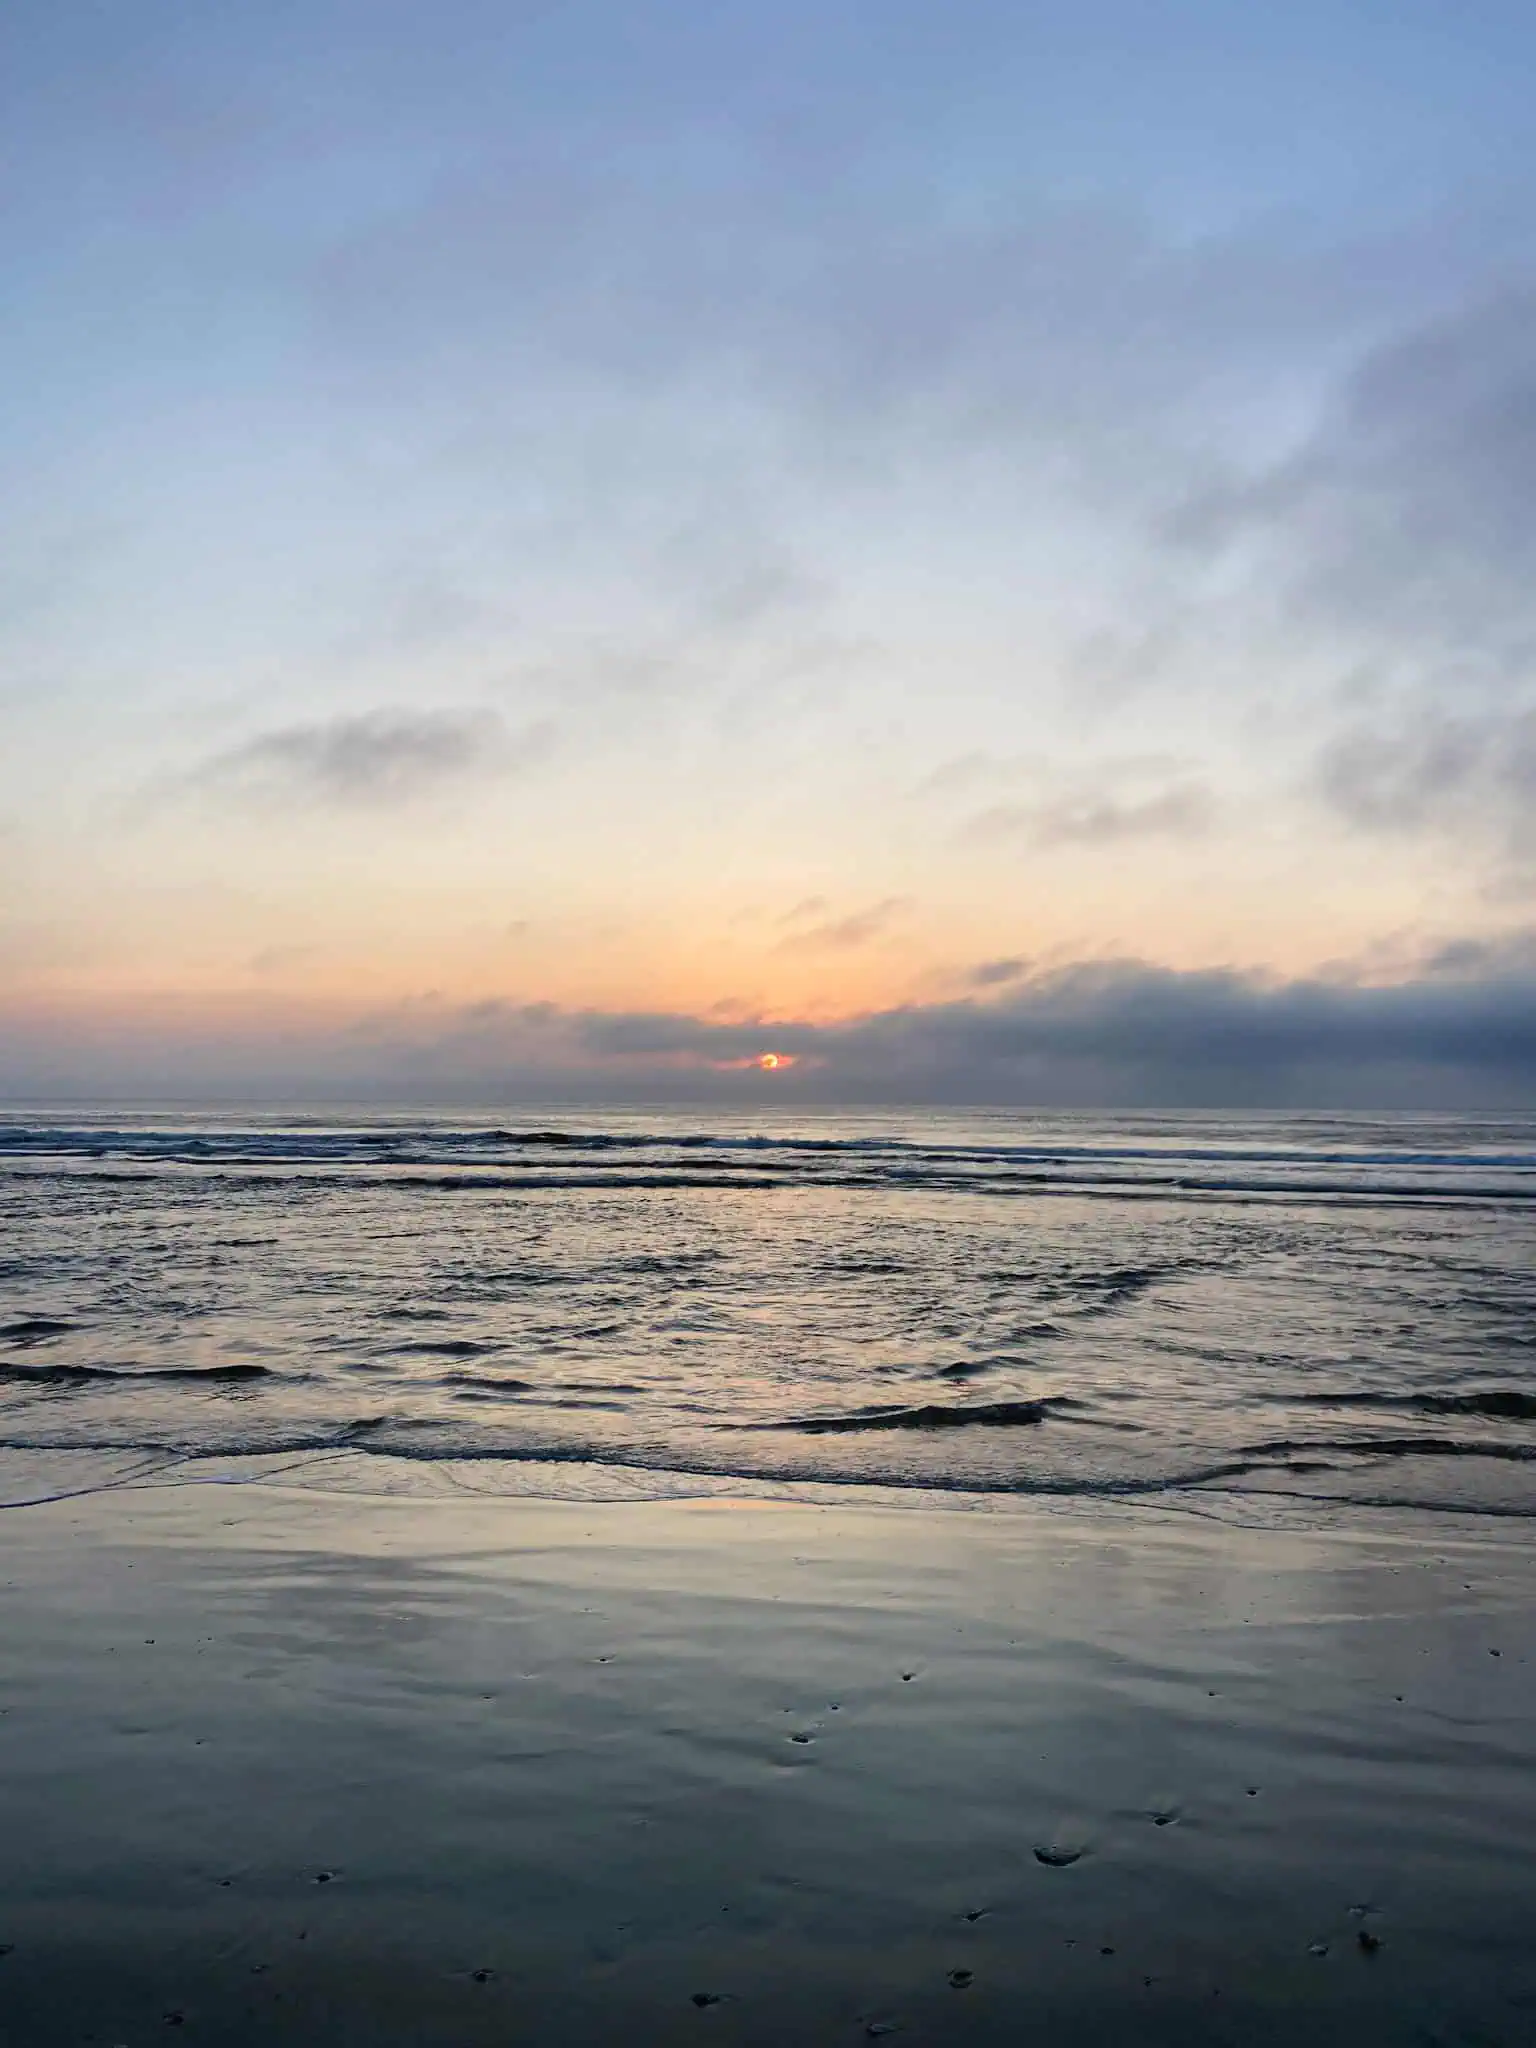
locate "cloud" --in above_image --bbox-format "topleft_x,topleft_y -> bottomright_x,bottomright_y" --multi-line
1173,286 -> 1536,674
777,895 -> 830,925
1132,280 -> 1536,900
185,708 -> 554,810
965,956 -> 1030,988
1419,929 -> 1536,980
545,958 -> 1536,1106
775,897 -> 911,953
248,943 -> 320,976
1316,705 -> 1536,889
964,782 -> 1215,848
316,150 -> 1488,513
11,951 -> 1535,1108
829,962 -> 1536,1101
912,753 -> 999,798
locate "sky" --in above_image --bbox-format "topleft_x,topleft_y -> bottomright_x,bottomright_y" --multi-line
4,0 -> 1536,1106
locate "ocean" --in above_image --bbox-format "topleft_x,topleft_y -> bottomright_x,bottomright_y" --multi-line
3,1105 -> 1534,1519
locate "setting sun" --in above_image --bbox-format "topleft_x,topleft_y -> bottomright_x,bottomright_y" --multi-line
710,1051 -> 803,1074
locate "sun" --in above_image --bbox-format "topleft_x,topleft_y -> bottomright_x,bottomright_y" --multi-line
713,1050 -> 800,1074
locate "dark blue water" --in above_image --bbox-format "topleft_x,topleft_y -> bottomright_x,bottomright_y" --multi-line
2,1105 -> 1534,1516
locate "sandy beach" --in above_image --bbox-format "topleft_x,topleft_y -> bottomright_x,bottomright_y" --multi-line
3,1481 -> 1534,2045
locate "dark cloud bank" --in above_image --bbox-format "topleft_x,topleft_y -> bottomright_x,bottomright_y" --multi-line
7,955 -> 1536,1108
554,959 -> 1536,1109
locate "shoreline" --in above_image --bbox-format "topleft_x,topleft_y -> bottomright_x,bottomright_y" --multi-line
8,1437 -> 1536,1525
4,1483 -> 1535,2043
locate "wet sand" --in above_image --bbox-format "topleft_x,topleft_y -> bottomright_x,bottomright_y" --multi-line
2,1483 -> 1534,2045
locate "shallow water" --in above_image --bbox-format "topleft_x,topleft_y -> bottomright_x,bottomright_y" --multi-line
2,1104 -> 1534,1515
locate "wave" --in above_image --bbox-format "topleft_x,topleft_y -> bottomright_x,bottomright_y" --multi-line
10,1159 -> 1532,1209
0,1425 -> 1239,1491
1061,1263 -> 1180,1297
0,1360 -> 274,1385
1,1317 -> 79,1343
1294,1388 -> 1536,1421
386,1338 -> 504,1359
769,1398 -> 1068,1433
3,1120 -> 1534,1213
4,1120 -> 1535,1169
1247,1433 -> 1536,1464
613,1250 -> 721,1275
1050,1262 -> 1195,1316
441,1371 -> 642,1398
5,1432 -> 1514,1519
1,1407 -> 1534,1520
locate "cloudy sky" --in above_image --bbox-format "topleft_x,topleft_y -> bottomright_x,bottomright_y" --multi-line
4,0 -> 1536,1105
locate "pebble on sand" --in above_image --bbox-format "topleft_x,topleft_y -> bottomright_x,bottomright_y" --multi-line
1034,1845 -> 1083,1867
947,1969 -> 974,1990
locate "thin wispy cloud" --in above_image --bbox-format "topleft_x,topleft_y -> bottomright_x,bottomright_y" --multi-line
777,896 -> 831,926
1172,287 -> 1536,666
1316,707 -> 1536,893
964,784 -> 1216,848
775,898 -> 912,954
182,709 -> 555,812
966,957 -> 1030,988
248,943 -> 321,976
